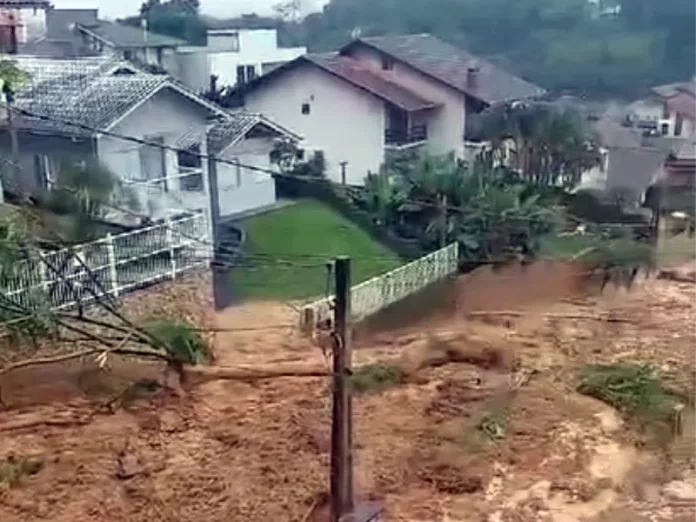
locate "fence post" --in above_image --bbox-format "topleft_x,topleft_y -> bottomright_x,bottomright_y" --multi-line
106,233 -> 119,297
165,216 -> 177,280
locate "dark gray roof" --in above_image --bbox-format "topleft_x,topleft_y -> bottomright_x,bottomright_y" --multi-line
78,20 -> 187,49
606,147 -> 668,193
16,73 -> 168,135
305,53 -> 439,111
341,34 -> 546,105
47,9 -> 98,38
8,57 -> 208,135
207,111 -> 300,154
0,0 -> 50,6
207,112 -> 261,154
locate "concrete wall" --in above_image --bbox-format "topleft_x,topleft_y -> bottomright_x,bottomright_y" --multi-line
97,87 -> 212,231
344,44 -> 467,159
214,136 -> 277,218
245,62 -> 385,185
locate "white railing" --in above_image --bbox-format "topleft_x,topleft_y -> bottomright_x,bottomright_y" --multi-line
301,242 -> 459,330
2,212 -> 210,312
124,167 -> 204,194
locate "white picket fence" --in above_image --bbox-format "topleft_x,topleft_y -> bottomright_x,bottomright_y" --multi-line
301,242 -> 459,330
3,212 -> 210,311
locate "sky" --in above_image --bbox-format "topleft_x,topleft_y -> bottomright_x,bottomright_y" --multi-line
53,0 -> 325,20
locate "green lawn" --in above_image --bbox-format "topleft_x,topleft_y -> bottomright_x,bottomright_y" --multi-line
230,201 -> 403,301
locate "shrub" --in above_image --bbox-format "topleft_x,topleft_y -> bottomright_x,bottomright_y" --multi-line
142,318 -> 210,366
577,364 -> 681,423
349,362 -> 406,394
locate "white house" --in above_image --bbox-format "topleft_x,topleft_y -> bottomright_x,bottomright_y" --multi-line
0,0 -> 50,51
0,56 -> 298,236
174,28 -> 306,93
627,80 -> 696,139
242,34 -> 545,185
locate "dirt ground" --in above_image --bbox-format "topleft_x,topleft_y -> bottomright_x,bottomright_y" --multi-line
0,264 -> 694,522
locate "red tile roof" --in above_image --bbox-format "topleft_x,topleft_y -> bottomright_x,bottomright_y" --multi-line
304,53 -> 440,112
666,92 -> 696,122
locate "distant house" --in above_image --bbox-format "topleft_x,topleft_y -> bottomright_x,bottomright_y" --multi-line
0,0 -> 50,52
579,116 -> 669,205
627,80 -> 696,139
17,8 -> 187,71
207,111 -> 301,220
176,27 -> 306,94
0,56 -> 298,236
241,34 -> 545,185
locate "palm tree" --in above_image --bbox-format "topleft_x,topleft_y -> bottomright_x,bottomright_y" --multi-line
469,101 -> 602,188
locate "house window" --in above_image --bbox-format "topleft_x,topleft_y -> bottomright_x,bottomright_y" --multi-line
236,65 -> 246,85
139,136 -> 167,189
123,50 -> 133,60
381,57 -> 394,71
661,123 -> 669,136
301,102 -> 311,115
177,144 -> 203,192
246,65 -> 256,81
33,155 -> 52,190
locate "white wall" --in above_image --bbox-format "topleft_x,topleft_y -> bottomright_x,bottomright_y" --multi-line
216,136 -> 277,218
344,45 -> 466,159
205,29 -> 305,89
629,96 -> 695,139
245,62 -> 385,185
96,88 -> 212,231
2,7 -> 47,44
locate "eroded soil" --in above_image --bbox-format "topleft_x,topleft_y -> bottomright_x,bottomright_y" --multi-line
0,268 -> 694,522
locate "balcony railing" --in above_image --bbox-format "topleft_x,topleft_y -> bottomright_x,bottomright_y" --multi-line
385,125 -> 428,147
124,167 -> 204,194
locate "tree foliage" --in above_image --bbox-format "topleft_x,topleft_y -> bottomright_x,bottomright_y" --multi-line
292,0 -> 694,98
35,159 -> 139,243
359,154 -> 561,266
470,102 -> 603,187
121,0 -> 207,45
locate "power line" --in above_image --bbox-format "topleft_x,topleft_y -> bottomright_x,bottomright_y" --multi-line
3,104 -> 667,229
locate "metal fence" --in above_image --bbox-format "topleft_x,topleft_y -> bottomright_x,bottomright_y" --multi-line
301,242 -> 459,330
3,213 -> 210,311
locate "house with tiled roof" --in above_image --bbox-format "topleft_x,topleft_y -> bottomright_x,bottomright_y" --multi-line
240,34 -> 545,185
627,79 -> 696,139
0,56 -> 300,232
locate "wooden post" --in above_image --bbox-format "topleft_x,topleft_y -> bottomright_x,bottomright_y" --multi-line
331,256 -> 353,522
105,234 -> 119,297
165,216 -> 176,280
439,194 -> 448,248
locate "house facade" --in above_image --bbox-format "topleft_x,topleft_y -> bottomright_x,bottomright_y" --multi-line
175,28 -> 306,93
242,34 -> 544,185
627,80 -> 696,139
0,0 -> 50,52
0,57 -> 298,239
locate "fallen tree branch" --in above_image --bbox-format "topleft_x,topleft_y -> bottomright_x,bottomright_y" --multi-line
184,363 -> 329,384
465,311 -> 634,323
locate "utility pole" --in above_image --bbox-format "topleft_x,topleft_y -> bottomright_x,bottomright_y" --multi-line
438,193 -> 448,248
340,161 -> 348,185
331,256 -> 353,522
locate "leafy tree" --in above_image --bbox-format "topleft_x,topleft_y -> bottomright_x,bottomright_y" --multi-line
470,102 -> 602,188
122,0 -> 207,45
36,159 -> 139,243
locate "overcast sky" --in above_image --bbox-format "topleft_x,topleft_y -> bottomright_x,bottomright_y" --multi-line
53,0 -> 326,20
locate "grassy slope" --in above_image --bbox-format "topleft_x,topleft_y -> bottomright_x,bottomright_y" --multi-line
231,201 -> 403,301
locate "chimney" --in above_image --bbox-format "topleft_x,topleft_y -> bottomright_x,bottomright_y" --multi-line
467,65 -> 479,90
